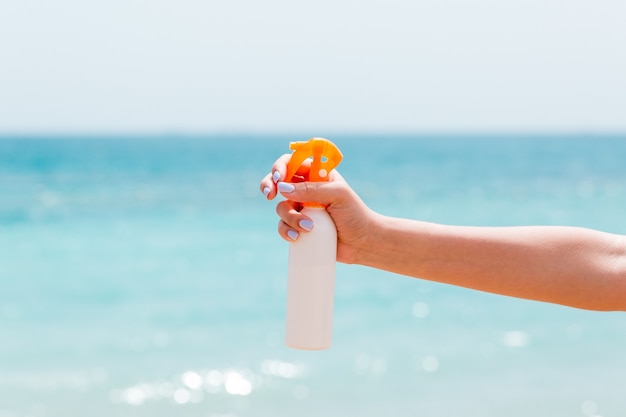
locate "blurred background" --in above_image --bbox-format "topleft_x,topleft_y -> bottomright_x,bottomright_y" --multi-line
1,1 -> 626,417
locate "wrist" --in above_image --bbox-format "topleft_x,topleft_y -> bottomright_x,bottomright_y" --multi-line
353,212 -> 400,267
354,214 -> 434,276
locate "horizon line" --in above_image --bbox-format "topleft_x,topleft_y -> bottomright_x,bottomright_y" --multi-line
1,129 -> 626,139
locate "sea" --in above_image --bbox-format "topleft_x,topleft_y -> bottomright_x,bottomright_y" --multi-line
0,134 -> 625,417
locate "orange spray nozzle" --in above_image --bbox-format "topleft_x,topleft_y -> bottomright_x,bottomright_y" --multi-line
284,138 -> 343,183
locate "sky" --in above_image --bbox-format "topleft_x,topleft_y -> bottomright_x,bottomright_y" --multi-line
1,0 -> 625,134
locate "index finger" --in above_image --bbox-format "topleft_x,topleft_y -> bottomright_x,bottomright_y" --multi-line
270,154 -> 292,183
259,154 -> 298,201
271,154 -> 313,183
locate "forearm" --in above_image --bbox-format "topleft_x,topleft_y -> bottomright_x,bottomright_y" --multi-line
358,214 -> 626,311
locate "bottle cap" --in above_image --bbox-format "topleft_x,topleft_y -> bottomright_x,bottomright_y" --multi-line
284,138 -> 343,183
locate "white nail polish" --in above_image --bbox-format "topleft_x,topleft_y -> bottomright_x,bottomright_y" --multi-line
299,219 -> 314,231
278,182 -> 295,193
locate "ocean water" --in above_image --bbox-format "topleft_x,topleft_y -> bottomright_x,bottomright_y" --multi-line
0,134 -> 625,417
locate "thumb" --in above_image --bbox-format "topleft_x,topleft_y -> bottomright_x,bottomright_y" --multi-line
277,180 -> 345,206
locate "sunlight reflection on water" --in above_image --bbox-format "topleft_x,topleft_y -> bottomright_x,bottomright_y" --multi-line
108,359 -> 307,406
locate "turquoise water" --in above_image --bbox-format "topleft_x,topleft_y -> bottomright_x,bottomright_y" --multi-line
1,135 -> 625,417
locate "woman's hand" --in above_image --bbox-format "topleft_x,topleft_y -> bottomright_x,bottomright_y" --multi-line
259,153 -> 377,264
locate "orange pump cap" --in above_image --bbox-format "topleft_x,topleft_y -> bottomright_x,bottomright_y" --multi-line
284,138 -> 343,183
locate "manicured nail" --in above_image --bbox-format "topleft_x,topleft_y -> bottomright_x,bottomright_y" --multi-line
299,219 -> 314,231
277,182 -> 295,193
287,229 -> 299,241
263,187 -> 270,197
273,171 -> 281,183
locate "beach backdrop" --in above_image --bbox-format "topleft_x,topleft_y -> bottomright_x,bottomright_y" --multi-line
1,134 -> 625,417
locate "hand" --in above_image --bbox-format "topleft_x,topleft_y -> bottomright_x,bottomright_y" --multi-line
259,153 -> 376,264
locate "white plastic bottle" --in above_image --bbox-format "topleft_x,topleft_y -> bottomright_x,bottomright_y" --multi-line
282,138 -> 343,350
286,206 -> 337,350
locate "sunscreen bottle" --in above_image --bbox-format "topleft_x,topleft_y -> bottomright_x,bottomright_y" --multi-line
283,138 -> 343,350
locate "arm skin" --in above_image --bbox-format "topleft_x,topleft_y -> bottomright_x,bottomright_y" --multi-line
260,156 -> 626,312
360,215 -> 626,311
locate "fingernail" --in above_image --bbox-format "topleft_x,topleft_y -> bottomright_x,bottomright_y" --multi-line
277,182 -> 295,193
263,187 -> 270,197
273,171 -> 281,183
287,229 -> 299,241
299,219 -> 314,231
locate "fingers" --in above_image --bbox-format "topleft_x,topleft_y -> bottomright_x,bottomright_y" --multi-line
259,154 -> 289,200
260,154 -> 348,243
259,172 -> 274,199
259,154 -> 316,200
259,154 -> 309,200
276,200 -> 314,242
271,154 -> 291,183
276,178 -> 346,206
